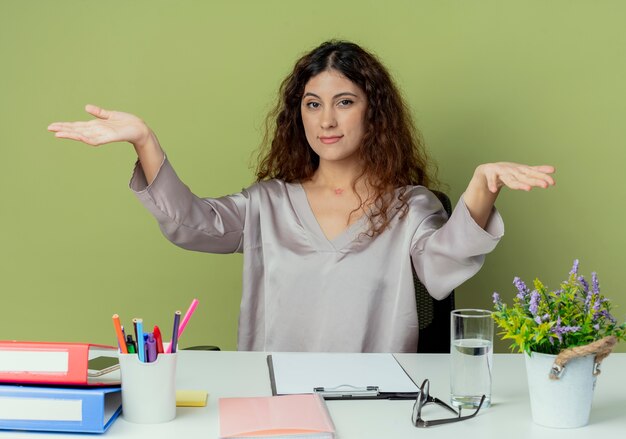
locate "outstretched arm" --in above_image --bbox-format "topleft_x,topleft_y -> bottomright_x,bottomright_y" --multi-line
48,104 -> 164,184
463,162 -> 556,229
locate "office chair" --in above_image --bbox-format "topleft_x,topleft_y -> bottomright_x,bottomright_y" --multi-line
414,190 -> 455,354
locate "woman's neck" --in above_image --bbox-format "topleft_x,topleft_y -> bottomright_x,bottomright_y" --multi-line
308,159 -> 365,194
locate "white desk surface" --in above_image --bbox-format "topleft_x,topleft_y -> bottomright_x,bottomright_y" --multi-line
1,351 -> 625,438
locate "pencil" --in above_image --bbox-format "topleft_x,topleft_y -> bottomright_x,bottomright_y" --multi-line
112,314 -> 128,354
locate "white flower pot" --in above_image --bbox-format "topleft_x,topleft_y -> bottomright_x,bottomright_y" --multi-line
525,351 -> 596,428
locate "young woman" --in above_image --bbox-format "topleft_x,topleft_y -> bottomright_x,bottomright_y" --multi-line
48,41 -> 555,353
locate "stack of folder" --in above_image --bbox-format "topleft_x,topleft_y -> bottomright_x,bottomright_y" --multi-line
0,340 -> 122,434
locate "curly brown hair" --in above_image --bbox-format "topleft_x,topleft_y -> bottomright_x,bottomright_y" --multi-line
256,40 -> 439,237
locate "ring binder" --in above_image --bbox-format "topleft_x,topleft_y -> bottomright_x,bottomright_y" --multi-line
0,341 -> 120,386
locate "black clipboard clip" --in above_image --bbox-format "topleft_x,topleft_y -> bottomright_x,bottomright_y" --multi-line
313,384 -> 380,398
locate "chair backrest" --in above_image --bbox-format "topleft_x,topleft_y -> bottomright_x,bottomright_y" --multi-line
412,190 -> 455,353
183,345 -> 221,351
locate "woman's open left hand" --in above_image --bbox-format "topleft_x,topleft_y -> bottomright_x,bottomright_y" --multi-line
463,162 -> 556,229
477,162 -> 556,194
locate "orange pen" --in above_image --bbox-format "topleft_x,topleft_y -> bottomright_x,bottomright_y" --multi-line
153,325 -> 164,354
112,314 -> 129,354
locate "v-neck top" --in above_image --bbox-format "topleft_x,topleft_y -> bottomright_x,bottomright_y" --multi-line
286,183 -> 371,251
130,157 -> 504,353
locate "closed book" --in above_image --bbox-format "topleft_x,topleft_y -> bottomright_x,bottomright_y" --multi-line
219,394 -> 335,439
0,384 -> 121,433
0,341 -> 120,386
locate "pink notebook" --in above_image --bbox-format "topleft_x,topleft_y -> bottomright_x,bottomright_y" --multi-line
219,394 -> 335,438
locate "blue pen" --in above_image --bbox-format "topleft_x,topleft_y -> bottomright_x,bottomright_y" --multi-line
170,311 -> 181,354
146,333 -> 157,362
135,318 -> 145,362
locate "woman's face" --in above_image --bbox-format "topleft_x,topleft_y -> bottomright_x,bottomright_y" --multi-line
300,70 -> 367,166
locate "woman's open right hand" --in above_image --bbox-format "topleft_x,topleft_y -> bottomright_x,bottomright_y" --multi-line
48,104 -> 151,147
49,105 -> 165,184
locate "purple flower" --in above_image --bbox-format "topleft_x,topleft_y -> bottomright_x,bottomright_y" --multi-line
578,276 -> 590,293
593,298 -> 601,312
560,325 -> 580,334
492,292 -> 501,305
529,290 -> 540,316
534,316 -> 542,324
513,277 -> 528,299
579,275 -> 592,311
552,316 -> 581,342
593,324 -> 600,331
599,309 -> 617,324
570,259 -> 579,275
592,272 -> 600,295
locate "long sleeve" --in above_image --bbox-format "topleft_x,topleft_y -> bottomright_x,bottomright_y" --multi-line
128,170 -> 503,352
129,157 -> 247,254
410,193 -> 504,300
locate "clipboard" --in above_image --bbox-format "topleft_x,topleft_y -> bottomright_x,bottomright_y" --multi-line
267,353 -> 419,400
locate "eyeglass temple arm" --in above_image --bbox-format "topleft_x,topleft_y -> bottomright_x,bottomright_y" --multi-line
430,396 -> 458,415
417,395 -> 486,428
456,394 -> 486,421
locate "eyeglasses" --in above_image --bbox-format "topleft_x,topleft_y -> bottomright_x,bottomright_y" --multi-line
411,379 -> 485,428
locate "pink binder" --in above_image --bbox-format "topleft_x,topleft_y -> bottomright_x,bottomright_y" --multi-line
219,394 -> 335,438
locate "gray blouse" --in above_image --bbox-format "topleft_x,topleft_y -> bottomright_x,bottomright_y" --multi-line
130,157 -> 504,353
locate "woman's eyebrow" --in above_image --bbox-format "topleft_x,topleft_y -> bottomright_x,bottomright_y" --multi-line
302,91 -> 359,99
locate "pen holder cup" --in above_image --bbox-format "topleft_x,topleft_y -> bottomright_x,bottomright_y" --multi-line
119,353 -> 177,424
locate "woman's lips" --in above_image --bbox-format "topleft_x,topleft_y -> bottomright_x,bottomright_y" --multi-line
319,135 -> 343,144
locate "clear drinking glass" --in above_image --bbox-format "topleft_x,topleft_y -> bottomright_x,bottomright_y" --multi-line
450,309 -> 493,409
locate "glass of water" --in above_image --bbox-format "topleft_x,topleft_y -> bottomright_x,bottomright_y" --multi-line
450,309 -> 493,409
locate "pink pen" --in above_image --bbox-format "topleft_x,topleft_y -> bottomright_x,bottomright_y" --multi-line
166,298 -> 199,353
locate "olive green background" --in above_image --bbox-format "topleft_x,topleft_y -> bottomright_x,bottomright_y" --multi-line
1,1 -> 624,353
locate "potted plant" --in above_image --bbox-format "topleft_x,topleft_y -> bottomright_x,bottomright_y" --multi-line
492,260 -> 626,428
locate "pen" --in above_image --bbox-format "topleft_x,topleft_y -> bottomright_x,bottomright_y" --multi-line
136,318 -> 145,362
112,314 -> 128,354
178,299 -> 199,340
133,318 -> 139,351
165,299 -> 199,353
146,333 -> 157,362
153,325 -> 164,354
126,334 -> 137,354
169,311 -> 181,354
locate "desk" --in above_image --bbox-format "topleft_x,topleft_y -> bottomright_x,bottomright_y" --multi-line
1,352 -> 624,438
